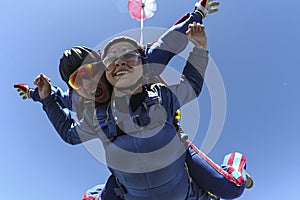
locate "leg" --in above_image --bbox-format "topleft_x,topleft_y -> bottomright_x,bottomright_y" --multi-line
185,141 -> 248,199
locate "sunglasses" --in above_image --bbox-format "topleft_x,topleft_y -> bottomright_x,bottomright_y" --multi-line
103,50 -> 142,71
68,62 -> 103,90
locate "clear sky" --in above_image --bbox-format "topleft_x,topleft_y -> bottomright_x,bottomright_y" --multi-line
1,0 -> 300,199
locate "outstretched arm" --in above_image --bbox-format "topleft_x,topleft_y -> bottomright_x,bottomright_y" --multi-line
146,0 -> 219,76
36,74 -> 101,144
14,74 -> 98,145
14,74 -> 73,110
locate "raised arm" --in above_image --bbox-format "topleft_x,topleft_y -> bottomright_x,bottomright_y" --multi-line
145,0 -> 218,76
167,23 -> 208,113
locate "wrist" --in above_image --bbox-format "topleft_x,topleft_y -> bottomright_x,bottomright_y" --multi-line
40,87 -> 52,99
194,4 -> 208,18
40,92 -> 51,100
27,88 -> 34,99
193,47 -> 209,55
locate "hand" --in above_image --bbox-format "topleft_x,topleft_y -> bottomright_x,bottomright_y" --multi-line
186,22 -> 207,49
195,0 -> 220,18
33,74 -> 51,99
13,83 -> 33,100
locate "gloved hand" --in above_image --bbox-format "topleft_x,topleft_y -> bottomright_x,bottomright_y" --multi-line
195,0 -> 220,18
13,83 -> 33,100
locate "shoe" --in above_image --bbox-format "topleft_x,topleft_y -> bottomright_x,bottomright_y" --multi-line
245,172 -> 254,189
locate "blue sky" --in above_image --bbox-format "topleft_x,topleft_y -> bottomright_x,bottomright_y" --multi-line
1,0 -> 300,199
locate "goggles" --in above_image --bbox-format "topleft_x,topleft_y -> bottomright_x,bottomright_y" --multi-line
68,62 -> 103,90
103,50 -> 142,71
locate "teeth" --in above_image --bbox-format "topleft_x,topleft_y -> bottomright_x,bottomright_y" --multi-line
115,71 -> 129,76
91,88 -> 97,93
90,88 -> 96,96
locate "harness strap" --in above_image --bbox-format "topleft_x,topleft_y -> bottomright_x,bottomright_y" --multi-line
110,84 -> 164,135
114,169 -> 185,198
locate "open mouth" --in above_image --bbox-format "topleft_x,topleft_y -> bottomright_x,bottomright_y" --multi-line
114,70 -> 130,77
95,86 -> 103,98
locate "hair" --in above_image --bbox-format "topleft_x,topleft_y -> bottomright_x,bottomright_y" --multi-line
101,36 -> 145,60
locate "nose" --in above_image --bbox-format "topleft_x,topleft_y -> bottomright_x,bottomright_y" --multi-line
114,57 -> 127,67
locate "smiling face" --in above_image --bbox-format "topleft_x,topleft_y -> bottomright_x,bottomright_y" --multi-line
103,41 -> 143,89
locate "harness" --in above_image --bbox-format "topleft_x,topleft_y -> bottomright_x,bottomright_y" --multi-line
94,84 -> 164,142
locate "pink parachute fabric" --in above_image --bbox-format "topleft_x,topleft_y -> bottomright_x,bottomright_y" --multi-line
128,0 -> 157,44
128,0 -> 157,21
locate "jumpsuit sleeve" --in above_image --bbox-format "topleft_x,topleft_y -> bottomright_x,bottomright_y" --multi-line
40,92 -> 98,145
146,12 -> 203,76
168,47 -> 209,112
30,86 -> 73,110
29,87 -> 41,102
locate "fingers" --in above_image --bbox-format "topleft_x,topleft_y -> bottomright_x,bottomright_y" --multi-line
41,74 -> 51,82
209,1 -> 220,7
208,8 -> 219,13
187,22 -> 205,33
13,83 -> 28,91
22,95 -> 28,100
40,74 -> 51,86
186,29 -> 192,37
34,73 -> 51,86
13,84 -> 20,88
208,1 -> 219,13
18,90 -> 25,96
34,74 -> 42,86
15,87 -> 29,100
16,89 -> 26,96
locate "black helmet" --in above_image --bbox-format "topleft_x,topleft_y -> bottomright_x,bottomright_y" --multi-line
59,46 -> 101,85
